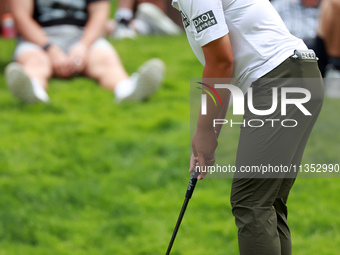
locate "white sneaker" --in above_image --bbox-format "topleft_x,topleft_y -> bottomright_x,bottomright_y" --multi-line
113,23 -> 137,40
135,3 -> 182,35
5,62 -> 50,103
131,19 -> 152,36
117,58 -> 165,102
324,65 -> 340,98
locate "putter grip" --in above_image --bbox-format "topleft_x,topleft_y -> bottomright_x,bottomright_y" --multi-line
185,169 -> 200,199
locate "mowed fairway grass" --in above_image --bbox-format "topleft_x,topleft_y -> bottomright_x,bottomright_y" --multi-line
1,33 -> 340,255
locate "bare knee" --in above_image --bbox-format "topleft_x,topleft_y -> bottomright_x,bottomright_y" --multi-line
17,50 -> 52,78
85,48 -> 129,85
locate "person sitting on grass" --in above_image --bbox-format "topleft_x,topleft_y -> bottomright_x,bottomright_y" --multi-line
5,0 -> 165,104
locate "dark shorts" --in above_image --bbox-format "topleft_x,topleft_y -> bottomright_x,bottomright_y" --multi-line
14,25 -> 113,59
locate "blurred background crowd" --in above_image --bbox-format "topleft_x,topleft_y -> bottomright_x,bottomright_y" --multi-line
271,0 -> 340,98
0,0 -> 339,100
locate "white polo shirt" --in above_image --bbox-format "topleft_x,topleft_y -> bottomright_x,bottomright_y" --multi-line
172,0 -> 307,93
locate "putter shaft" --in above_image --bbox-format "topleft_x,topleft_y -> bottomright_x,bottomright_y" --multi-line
166,170 -> 200,255
166,197 -> 189,255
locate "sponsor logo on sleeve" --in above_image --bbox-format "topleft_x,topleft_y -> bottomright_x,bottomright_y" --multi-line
180,11 -> 190,28
193,11 -> 217,33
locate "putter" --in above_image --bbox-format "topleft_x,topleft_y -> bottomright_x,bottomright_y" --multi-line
166,168 -> 200,255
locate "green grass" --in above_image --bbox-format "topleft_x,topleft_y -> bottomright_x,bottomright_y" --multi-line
1,35 -> 340,255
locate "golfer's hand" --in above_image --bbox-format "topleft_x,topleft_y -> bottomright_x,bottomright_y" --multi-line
47,45 -> 74,78
190,128 -> 217,180
68,42 -> 88,74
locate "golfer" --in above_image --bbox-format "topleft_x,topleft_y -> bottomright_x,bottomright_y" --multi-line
172,0 -> 324,254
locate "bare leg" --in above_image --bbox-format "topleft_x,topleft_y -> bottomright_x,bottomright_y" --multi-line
16,49 -> 52,90
118,0 -> 136,10
84,46 -> 129,91
5,49 -> 51,103
318,0 -> 340,97
84,43 -> 165,102
318,0 -> 340,57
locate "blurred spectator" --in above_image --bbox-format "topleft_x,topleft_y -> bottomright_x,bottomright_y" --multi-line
110,0 -> 182,39
273,0 -> 340,97
5,0 -> 165,104
317,0 -> 340,97
271,0 -> 321,47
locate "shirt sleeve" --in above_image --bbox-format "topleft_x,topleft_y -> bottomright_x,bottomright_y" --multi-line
179,0 -> 229,47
